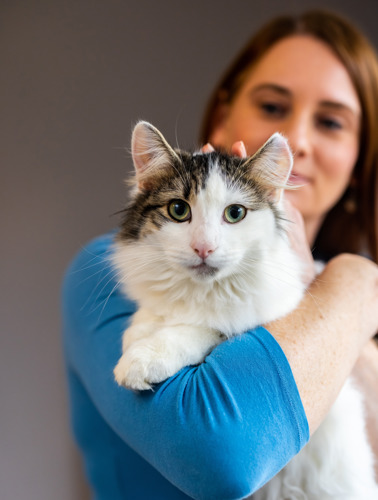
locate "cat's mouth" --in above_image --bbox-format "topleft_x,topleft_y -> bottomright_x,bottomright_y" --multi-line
189,263 -> 219,278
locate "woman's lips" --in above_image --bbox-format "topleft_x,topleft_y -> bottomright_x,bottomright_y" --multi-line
289,172 -> 311,185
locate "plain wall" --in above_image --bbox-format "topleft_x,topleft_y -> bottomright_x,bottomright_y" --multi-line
1,1 -> 377,498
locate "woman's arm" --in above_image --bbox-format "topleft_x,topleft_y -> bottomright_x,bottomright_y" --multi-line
266,199 -> 378,436
62,232 -> 378,498
62,233 -> 309,499
268,253 -> 378,435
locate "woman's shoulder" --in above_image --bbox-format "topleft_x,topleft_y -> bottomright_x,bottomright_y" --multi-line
64,231 -> 117,282
62,230 -> 136,326
72,231 -> 117,264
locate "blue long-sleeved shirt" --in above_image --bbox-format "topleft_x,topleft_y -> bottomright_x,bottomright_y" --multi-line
62,232 -> 309,499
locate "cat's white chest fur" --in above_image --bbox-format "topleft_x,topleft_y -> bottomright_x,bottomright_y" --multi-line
112,121 -> 378,499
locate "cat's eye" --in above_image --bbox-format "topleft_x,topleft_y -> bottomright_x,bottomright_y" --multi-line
168,200 -> 191,222
224,205 -> 246,224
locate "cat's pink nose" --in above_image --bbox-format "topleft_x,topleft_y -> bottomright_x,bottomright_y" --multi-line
191,243 -> 216,260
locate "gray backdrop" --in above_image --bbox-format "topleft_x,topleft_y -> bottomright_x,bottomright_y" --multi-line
1,1 -> 377,499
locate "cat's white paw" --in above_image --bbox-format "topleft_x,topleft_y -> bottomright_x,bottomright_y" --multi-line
122,323 -> 154,351
114,339 -> 183,391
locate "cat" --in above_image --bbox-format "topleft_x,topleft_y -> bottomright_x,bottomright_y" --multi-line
112,121 -> 378,499
112,121 -> 304,390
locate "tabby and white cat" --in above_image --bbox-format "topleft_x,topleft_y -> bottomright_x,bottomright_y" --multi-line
112,121 -> 378,499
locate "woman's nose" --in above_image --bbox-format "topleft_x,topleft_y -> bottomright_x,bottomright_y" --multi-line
283,114 -> 312,158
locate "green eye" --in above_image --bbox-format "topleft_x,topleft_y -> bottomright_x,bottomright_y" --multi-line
224,205 -> 246,224
168,200 -> 191,222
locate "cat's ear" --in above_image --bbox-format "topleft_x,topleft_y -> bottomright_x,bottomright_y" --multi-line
131,121 -> 179,189
243,133 -> 293,203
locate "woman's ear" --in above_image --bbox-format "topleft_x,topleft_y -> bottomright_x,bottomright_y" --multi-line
207,103 -> 229,148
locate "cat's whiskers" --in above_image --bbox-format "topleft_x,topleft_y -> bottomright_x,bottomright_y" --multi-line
81,245 -> 113,261
70,248 -> 113,275
75,258 -> 113,276
240,254 -> 305,292
302,287 -> 323,311
77,266 -> 116,311
84,268 -> 125,325
90,267 -> 124,310
96,277 -> 124,325
118,252 -> 179,287
79,258 -> 116,312
72,251 -> 113,283
121,259 -> 167,282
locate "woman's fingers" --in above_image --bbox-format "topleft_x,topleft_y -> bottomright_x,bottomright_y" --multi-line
200,141 -> 247,157
230,141 -> 247,157
201,143 -> 215,153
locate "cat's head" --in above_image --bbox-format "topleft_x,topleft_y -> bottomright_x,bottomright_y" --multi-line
117,121 -> 294,284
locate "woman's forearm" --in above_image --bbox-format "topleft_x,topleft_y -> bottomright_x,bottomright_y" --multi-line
267,254 -> 378,435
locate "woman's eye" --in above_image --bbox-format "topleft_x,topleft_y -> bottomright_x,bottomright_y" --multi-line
168,200 -> 191,222
224,205 -> 247,224
259,102 -> 287,118
317,116 -> 343,131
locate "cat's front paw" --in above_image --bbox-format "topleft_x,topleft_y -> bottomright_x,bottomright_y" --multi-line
113,339 -> 182,391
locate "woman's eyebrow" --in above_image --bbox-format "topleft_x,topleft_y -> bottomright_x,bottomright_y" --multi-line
319,100 -> 360,118
250,83 -> 292,96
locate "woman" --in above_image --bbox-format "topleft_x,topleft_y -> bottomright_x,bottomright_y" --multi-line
63,10 -> 378,499
200,8 -> 378,464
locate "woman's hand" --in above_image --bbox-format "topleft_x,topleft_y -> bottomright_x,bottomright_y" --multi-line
201,140 -> 247,156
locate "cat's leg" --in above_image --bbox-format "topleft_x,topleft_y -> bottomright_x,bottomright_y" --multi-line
114,308 -> 162,388
114,323 -> 222,390
120,308 -> 160,352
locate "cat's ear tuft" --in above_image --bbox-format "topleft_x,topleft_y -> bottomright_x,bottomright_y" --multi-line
244,133 -> 293,203
131,121 -> 179,188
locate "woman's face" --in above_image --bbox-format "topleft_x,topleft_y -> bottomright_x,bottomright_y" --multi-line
210,35 -> 361,239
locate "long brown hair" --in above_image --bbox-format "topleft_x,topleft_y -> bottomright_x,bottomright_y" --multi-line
200,10 -> 378,263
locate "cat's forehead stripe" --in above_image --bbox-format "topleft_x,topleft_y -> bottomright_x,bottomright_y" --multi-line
182,152 -> 246,193
119,150 -> 280,241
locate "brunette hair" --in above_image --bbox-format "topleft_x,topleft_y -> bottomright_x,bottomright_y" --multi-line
200,10 -> 378,262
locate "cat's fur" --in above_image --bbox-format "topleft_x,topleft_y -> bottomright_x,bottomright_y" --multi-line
112,121 -> 378,499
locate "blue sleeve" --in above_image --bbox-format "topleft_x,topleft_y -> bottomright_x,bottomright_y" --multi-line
62,232 -> 309,500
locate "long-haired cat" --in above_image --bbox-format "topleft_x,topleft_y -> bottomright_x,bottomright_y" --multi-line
112,121 -> 378,499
